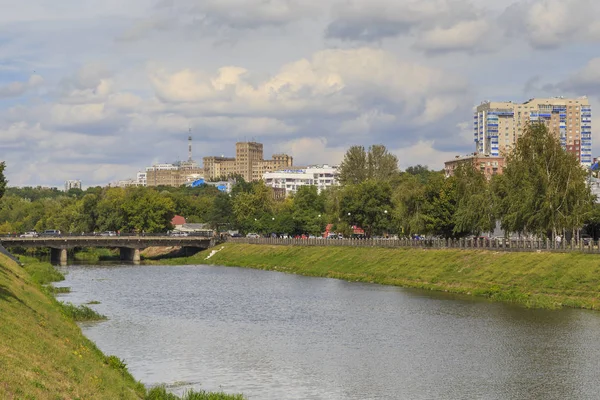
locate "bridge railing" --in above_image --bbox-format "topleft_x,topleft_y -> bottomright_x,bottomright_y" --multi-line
226,237 -> 600,253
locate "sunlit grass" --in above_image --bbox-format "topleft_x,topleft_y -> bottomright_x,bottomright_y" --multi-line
187,243 -> 600,311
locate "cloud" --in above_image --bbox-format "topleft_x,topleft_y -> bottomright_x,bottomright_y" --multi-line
119,0 -> 320,41
0,74 -> 44,98
149,47 -> 469,123
413,19 -> 491,54
325,0 -> 489,53
557,58 -> 600,95
501,0 -> 600,49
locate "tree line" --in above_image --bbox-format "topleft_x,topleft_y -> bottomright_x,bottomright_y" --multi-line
0,123 -> 598,238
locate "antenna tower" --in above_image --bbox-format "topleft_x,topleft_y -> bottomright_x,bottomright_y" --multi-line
188,128 -> 192,162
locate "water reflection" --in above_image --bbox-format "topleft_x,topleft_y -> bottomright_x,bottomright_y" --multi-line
58,264 -> 600,400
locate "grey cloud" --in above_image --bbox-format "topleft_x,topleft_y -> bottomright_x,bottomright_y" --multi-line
324,0 -> 484,49
500,0 -> 600,49
555,58 -> 600,96
325,18 -> 413,42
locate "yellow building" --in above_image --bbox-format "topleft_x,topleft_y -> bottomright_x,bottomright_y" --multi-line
203,142 -> 293,181
474,97 -> 592,166
145,161 -> 204,187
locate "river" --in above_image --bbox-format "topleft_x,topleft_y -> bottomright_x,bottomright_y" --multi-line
57,263 -> 600,400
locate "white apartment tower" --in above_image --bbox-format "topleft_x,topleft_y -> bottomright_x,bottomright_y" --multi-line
64,180 -> 82,191
474,97 -> 592,166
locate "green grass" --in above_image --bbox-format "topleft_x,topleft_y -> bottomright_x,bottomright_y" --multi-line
181,243 -> 600,310
0,254 -> 246,399
146,386 -> 245,400
0,253 -> 146,399
47,285 -> 71,294
74,247 -> 120,262
61,302 -> 108,321
87,300 -> 101,305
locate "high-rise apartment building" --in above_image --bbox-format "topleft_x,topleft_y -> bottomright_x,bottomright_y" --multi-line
203,142 -> 293,182
474,97 -> 592,166
64,180 -> 81,191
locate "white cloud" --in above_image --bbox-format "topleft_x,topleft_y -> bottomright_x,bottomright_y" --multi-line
0,74 -> 43,98
149,47 -> 468,122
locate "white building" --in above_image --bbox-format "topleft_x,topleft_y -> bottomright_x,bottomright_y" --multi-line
136,172 -> 147,187
263,165 -> 339,197
64,180 -> 81,191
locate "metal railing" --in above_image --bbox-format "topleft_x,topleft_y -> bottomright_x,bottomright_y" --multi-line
227,237 -> 600,253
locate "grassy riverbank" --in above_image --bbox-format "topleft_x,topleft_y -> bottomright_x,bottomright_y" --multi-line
178,243 -> 600,310
0,253 -> 245,399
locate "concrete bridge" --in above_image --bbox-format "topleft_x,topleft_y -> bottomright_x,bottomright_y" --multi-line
0,236 -> 215,265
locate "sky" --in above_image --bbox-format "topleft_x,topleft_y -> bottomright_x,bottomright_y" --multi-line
2,0 -> 600,188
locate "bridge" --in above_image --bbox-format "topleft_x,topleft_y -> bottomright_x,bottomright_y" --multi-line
0,236 -> 215,265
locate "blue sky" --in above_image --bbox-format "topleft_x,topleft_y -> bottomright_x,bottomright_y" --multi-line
2,0 -> 600,187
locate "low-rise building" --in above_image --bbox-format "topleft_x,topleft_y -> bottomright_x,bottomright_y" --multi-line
444,154 -> 505,179
145,161 -> 204,187
263,165 -> 339,197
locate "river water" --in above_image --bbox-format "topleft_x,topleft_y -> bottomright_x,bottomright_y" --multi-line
57,263 -> 600,400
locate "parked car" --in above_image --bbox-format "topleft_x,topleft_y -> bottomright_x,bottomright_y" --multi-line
581,234 -> 593,245
246,233 -> 260,238
19,231 -> 39,238
41,229 -> 61,237
100,231 -> 117,237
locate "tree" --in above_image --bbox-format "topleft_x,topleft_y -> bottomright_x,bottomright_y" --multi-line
339,146 -> 368,185
339,145 -> 398,185
496,122 -> 593,239
0,162 -> 7,200
452,163 -> 495,236
339,180 -> 393,237
120,187 -> 176,233
292,186 -> 326,235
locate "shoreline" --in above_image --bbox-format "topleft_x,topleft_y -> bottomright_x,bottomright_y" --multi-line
0,253 -> 244,399
155,243 -> 600,311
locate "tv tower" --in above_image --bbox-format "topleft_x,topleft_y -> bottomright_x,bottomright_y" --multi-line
188,128 -> 192,162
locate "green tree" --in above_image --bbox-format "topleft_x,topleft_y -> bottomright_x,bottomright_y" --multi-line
496,122 -> 593,239
339,145 -> 398,185
0,162 -> 6,200
339,180 -> 393,237
121,187 -> 176,233
292,186 -> 326,235
452,163 -> 495,236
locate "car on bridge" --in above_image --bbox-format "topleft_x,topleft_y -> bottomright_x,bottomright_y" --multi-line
100,231 -> 117,237
41,229 -> 61,237
19,231 -> 39,238
168,230 -> 189,237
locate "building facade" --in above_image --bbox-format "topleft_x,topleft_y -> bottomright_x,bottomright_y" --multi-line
263,165 -> 339,197
444,154 -> 505,179
474,97 -> 592,166
64,180 -> 81,191
203,142 -> 293,182
145,161 -> 204,187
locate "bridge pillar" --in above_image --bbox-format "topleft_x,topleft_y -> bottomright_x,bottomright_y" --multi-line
120,247 -> 141,264
50,248 -> 68,266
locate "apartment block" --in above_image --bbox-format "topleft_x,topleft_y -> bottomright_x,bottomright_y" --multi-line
203,142 -> 293,182
444,154 -> 505,180
474,97 -> 592,166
